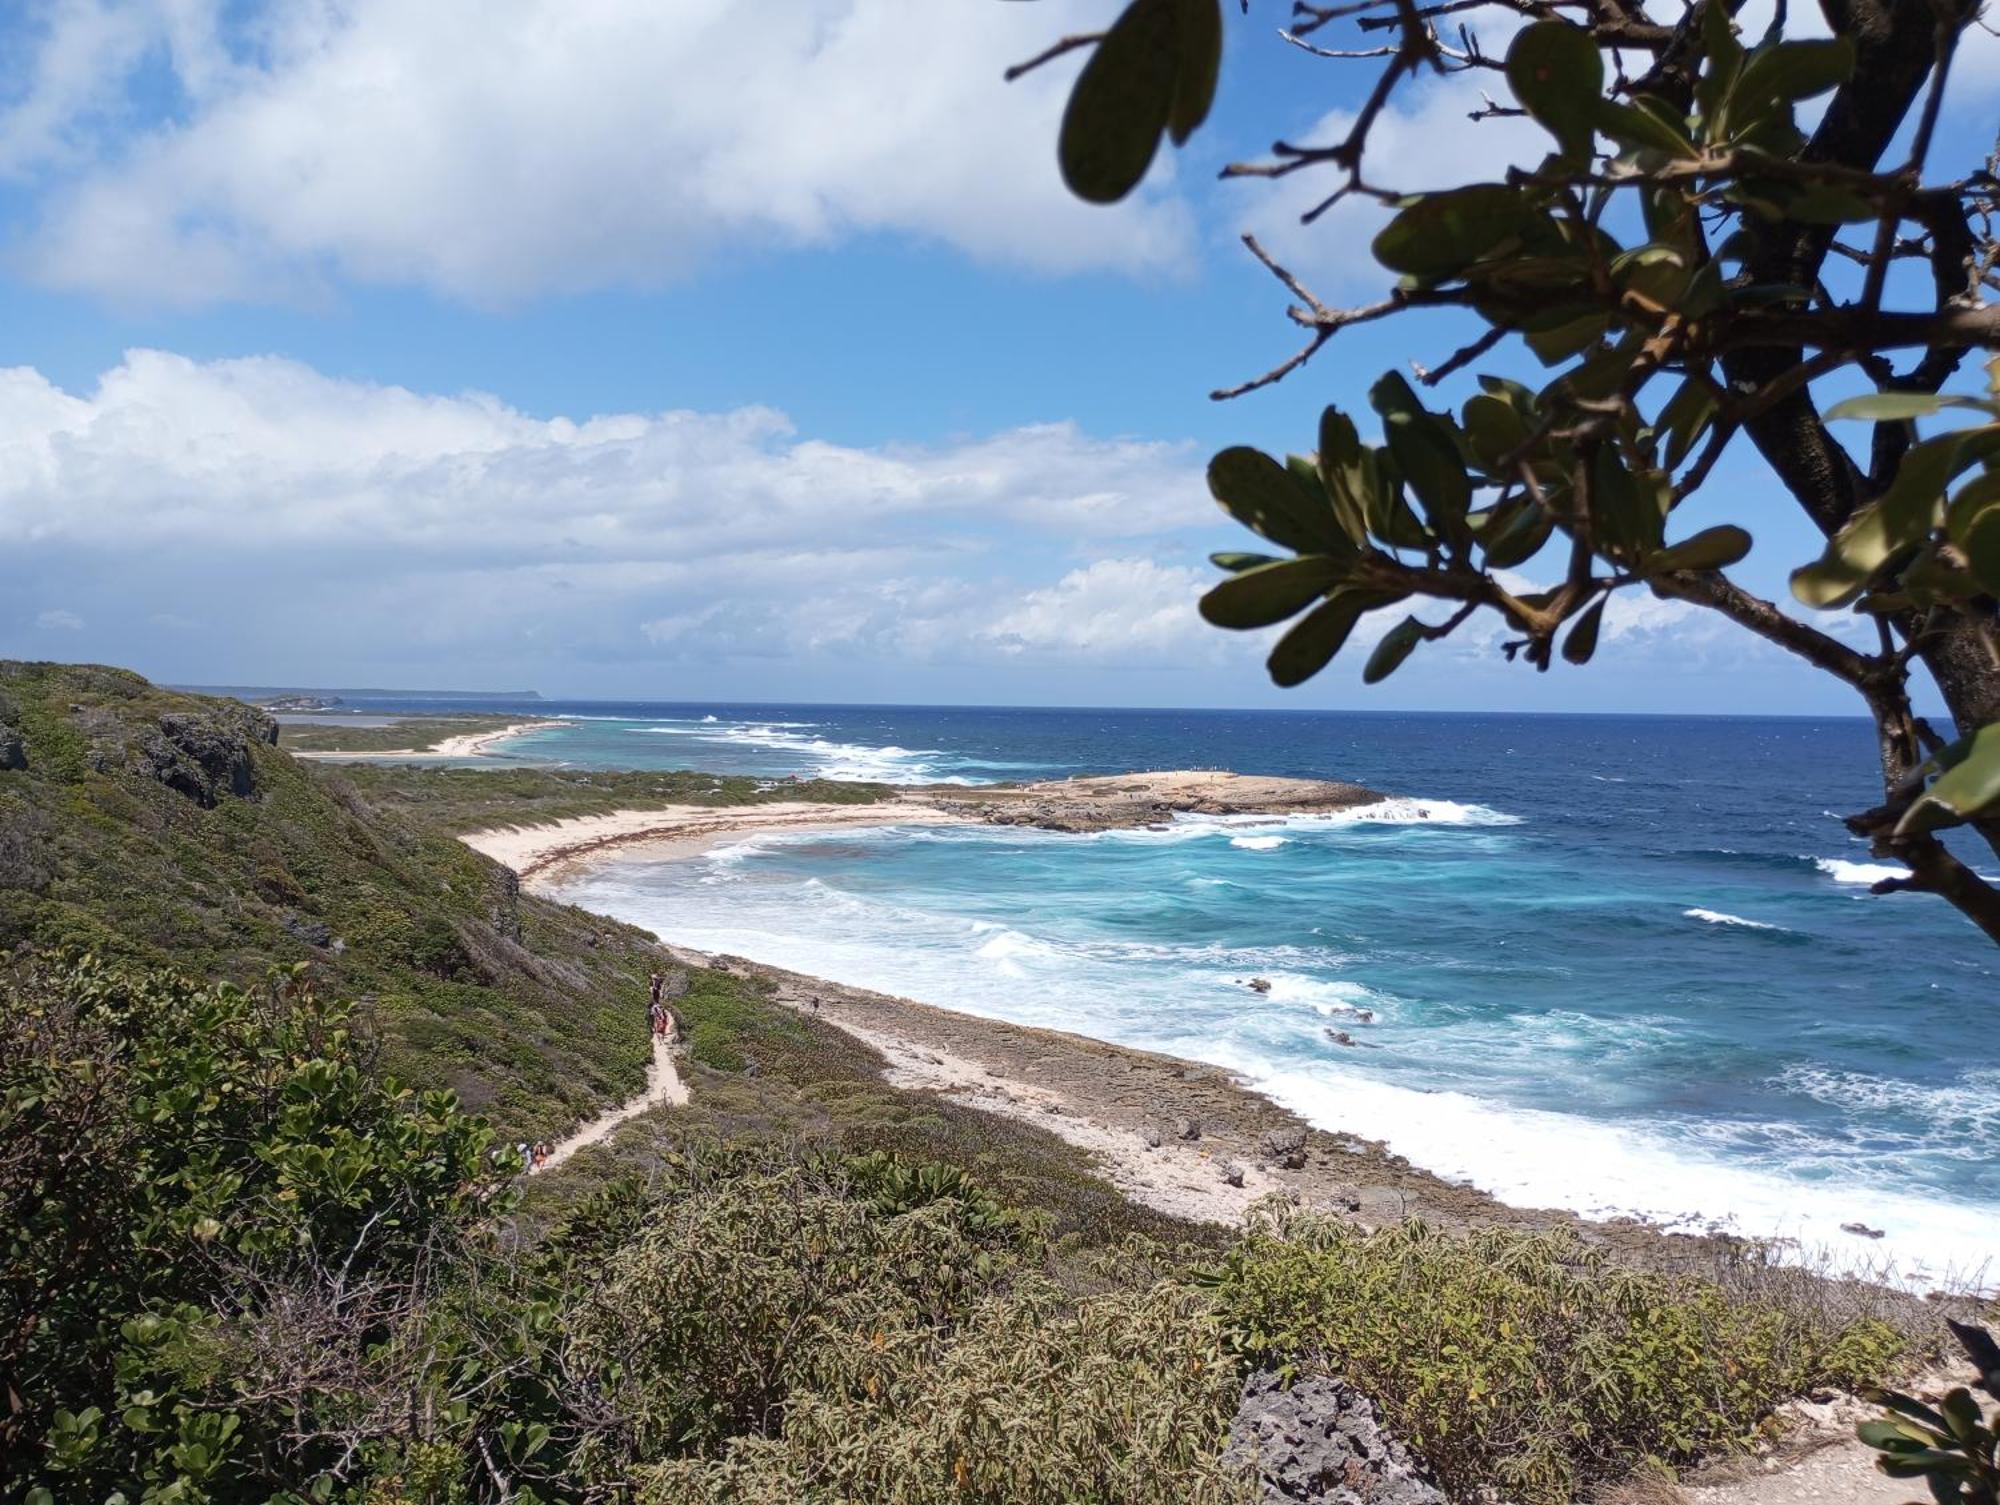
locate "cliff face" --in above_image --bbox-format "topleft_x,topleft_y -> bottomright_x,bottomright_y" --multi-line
0,661 -> 655,1138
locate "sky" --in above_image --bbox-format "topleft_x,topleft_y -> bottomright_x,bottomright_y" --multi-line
0,0 -> 1996,713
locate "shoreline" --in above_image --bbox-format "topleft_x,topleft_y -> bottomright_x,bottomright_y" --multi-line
459,768 -> 1389,881
297,717 -> 566,761
463,784 -> 1737,1263
463,799 -> 971,882
462,778 -> 1990,1292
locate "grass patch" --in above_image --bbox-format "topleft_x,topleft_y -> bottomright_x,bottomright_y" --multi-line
342,763 -> 892,831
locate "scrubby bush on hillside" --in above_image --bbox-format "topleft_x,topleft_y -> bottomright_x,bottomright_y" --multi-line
0,952 -> 500,1501
1200,1207 -> 1909,1503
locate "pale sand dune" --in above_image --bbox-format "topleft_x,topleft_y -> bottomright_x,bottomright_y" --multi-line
463,799 -> 969,881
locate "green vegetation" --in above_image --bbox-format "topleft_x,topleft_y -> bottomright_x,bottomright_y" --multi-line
0,663 -> 1945,1501
1861,1320 -> 2000,1500
0,661 -> 658,1139
342,764 -> 891,833
1017,0 -> 2000,943
1204,1209 -> 1906,1503
275,713 -> 528,754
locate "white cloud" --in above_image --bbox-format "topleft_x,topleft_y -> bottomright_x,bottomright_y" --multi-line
5,0 -> 1191,304
33,607 -> 83,630
983,559 -> 1218,665
0,348 -> 1221,675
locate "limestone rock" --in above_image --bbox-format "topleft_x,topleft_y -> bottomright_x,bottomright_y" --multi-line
1175,1114 -> 1202,1141
130,708 -> 275,807
1224,1369 -> 1445,1505
1260,1124 -> 1310,1170
1220,1159 -> 1245,1187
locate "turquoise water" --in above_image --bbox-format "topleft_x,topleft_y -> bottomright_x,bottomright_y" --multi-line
342,697 -> 1999,1284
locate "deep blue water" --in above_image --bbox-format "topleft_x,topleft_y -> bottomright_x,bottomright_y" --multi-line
337,698 -> 1999,1283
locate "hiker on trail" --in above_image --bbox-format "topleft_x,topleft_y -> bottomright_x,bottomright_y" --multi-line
649,972 -> 664,1007
649,1000 -> 668,1040
531,1141 -> 550,1172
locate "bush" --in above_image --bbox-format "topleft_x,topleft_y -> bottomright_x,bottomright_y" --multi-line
0,952 -> 503,1501
644,1278 -> 1250,1504
1200,1210 -> 1907,1504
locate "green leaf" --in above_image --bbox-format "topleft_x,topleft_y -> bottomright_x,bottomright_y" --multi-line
1825,392 -> 1957,422
1649,524 -> 1752,574
1363,445 -> 1433,550
1507,23 -> 1604,157
1167,0 -> 1221,144
1657,374 -> 1720,470
1561,596 -> 1607,664
1199,556 -> 1349,629
1590,446 -> 1665,560
1059,0 -> 1181,205
1858,1418 -> 1939,1452
1462,393 -> 1532,472
1898,723 -> 2000,836
1477,497 -> 1556,568
1731,38 -> 1854,124
1210,551 -> 1281,573
1695,2 -> 1745,140
1963,503 -> 2000,596
1939,1388 -> 1988,1450
1208,445 -> 1341,553
1363,616 -> 1427,683
1267,589 -> 1400,687
1317,407 -> 1375,547
1593,97 -> 1696,158
1371,372 -> 1471,537
1525,312 -> 1609,365
1374,185 -> 1537,282
1792,433 -> 1961,607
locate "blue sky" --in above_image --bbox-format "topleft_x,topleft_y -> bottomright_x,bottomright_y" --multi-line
1,1 -> 1995,712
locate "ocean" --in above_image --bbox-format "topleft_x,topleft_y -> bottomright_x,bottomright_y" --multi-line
338,696 -> 2000,1285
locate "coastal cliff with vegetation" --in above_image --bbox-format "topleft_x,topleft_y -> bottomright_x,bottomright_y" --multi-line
0,664 -> 1975,1504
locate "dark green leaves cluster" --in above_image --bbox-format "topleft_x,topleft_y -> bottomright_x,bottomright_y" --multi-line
1059,0 -> 1222,203
1201,372 -> 1751,686
3,952 -> 501,1503
1858,1320 -> 2000,1500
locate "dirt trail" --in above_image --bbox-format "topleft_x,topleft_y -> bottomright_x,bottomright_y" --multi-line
538,1034 -> 687,1172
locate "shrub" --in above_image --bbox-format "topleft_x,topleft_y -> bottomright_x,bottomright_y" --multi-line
643,1278 -> 1250,1504
0,952 -> 503,1501
1199,1210 -> 1908,1504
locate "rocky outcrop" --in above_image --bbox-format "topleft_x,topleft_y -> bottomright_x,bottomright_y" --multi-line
928,771 -> 1385,834
1260,1125 -> 1310,1170
0,727 -> 24,772
131,707 -> 279,808
1224,1370 -> 1445,1505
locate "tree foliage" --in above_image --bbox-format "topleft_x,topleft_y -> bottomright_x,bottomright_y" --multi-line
1018,0 -> 2000,943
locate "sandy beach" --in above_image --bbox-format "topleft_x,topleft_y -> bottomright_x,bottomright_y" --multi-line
460,771 -> 1716,1258
297,717 -> 565,761
462,798 -> 971,880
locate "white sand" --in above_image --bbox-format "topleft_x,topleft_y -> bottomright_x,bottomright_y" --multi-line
463,799 -> 969,882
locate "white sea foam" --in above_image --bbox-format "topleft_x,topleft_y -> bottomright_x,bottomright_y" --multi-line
641,719 -> 990,784
559,818 -> 1996,1293
1814,857 -> 1909,886
1685,907 -> 1777,930
1231,834 -> 1288,851
1228,1056 -> 1997,1290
